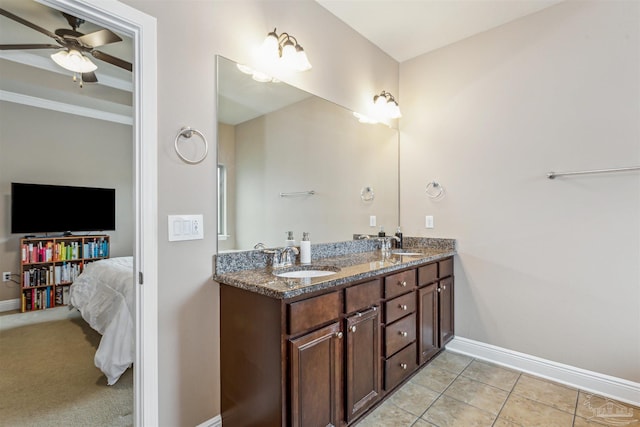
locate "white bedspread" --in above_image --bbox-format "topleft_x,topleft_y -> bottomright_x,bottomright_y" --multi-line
70,256 -> 134,385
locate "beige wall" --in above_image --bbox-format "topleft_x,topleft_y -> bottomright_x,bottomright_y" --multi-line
0,102 -> 134,302
120,1 -> 398,425
400,0 -> 639,382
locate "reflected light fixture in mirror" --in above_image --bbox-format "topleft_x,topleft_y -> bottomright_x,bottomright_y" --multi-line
236,63 -> 280,83
261,28 -> 312,72
373,90 -> 402,119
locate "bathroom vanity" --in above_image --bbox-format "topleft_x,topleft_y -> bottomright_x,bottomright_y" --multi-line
215,239 -> 455,427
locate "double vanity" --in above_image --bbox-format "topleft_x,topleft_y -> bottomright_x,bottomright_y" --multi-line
215,237 -> 456,427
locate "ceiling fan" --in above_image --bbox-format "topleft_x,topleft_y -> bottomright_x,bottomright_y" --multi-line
0,8 -> 132,86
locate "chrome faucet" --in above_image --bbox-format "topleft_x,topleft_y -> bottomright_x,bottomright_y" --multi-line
377,235 -> 400,257
281,246 -> 299,267
261,246 -> 299,268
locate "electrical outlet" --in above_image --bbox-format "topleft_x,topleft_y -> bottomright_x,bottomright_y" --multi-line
2,272 -> 11,282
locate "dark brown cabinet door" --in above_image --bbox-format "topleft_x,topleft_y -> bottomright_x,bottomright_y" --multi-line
345,307 -> 381,422
439,277 -> 454,346
418,283 -> 439,364
289,322 -> 343,427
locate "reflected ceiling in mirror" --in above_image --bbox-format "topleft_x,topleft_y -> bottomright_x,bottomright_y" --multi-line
217,56 -> 398,252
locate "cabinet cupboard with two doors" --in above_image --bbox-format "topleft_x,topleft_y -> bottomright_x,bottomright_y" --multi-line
220,256 -> 454,427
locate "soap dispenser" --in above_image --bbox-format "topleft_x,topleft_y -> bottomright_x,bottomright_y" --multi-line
395,226 -> 403,249
285,231 -> 296,247
300,232 -> 311,264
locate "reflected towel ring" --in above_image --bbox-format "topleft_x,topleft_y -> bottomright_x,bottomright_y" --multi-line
426,181 -> 445,200
175,126 -> 208,164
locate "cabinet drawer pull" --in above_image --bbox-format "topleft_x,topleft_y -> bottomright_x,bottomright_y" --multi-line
335,331 -> 343,339
400,363 -> 408,370
398,281 -> 407,287
350,325 -> 357,333
399,331 -> 408,337
399,304 -> 408,311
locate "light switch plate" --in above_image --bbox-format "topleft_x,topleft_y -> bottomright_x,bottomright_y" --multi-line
168,214 -> 204,241
369,215 -> 377,227
425,215 -> 434,229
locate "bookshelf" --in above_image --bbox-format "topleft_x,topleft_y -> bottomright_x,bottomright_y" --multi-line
19,235 -> 110,312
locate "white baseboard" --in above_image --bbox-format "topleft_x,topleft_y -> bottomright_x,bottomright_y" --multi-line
0,298 -> 20,312
446,336 -> 640,407
195,414 -> 221,427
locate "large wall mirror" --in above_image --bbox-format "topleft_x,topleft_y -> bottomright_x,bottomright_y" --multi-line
217,55 -> 399,252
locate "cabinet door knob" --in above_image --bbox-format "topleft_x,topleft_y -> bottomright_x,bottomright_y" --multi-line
335,331 -> 343,339
443,285 -> 447,290
400,363 -> 408,370
399,331 -> 408,337
399,281 -> 407,287
437,288 -> 441,293
350,325 -> 357,333
399,304 -> 408,310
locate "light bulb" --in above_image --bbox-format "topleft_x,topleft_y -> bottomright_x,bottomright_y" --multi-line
261,30 -> 280,61
295,46 -> 312,71
280,39 -> 297,69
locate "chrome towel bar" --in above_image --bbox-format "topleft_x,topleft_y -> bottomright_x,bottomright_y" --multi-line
279,190 -> 316,197
547,166 -> 640,179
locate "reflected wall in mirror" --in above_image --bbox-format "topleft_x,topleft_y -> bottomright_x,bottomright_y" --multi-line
217,56 -> 399,252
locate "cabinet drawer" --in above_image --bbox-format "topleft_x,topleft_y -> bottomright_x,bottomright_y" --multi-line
385,292 -> 416,324
385,312 -> 416,357
288,292 -> 342,335
384,269 -> 416,299
384,342 -> 417,391
440,257 -> 453,278
418,262 -> 438,285
345,279 -> 381,314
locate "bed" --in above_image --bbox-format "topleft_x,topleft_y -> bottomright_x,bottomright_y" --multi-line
69,256 -> 134,385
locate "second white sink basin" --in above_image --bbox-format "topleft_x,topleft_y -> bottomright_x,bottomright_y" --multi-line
392,250 -> 423,256
274,265 -> 341,279
276,270 -> 337,278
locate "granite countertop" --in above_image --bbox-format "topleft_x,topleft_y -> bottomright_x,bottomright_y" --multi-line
214,243 -> 455,299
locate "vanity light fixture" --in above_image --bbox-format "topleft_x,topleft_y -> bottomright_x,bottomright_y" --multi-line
261,28 -> 312,72
373,90 -> 402,119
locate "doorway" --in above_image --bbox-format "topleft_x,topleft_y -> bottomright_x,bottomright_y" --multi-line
35,0 -> 158,424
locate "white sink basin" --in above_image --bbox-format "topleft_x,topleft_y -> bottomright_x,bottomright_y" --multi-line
392,250 -> 423,256
274,266 -> 340,279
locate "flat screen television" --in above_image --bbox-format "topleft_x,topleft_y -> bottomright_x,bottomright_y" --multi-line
11,182 -> 116,235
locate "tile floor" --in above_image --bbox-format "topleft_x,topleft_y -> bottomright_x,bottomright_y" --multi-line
356,350 -> 640,427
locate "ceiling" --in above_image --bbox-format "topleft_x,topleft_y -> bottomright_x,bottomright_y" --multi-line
1,0 -> 563,125
0,0 -> 133,123
315,0 -> 563,62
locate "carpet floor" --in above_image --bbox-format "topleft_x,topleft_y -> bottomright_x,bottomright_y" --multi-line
0,307 -> 133,426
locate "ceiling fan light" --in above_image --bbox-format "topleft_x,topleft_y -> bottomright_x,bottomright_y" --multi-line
51,49 -> 97,73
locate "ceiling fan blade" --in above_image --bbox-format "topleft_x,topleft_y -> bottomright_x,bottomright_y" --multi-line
91,50 -> 132,72
0,43 -> 60,50
81,71 -> 98,83
0,8 -> 62,43
77,29 -> 122,48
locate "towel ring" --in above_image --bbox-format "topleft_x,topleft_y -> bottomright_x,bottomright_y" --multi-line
426,181 -> 445,200
174,126 -> 208,164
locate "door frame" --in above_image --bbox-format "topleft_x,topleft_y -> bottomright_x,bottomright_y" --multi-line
38,0 -> 158,424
